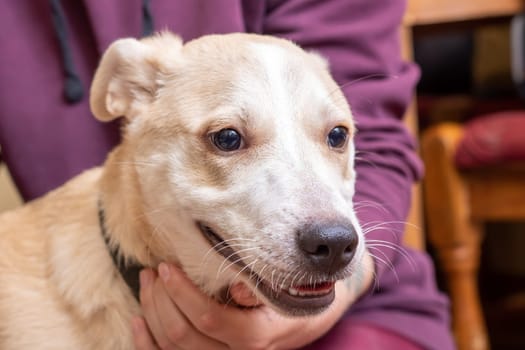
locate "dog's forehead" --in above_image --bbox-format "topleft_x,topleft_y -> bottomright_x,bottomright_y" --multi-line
233,40 -> 350,130
162,35 -> 351,133
242,41 -> 320,108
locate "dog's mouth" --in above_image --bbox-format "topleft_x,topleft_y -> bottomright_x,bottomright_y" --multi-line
197,222 -> 336,315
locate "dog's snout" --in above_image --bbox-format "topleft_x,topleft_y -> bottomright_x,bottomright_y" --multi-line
297,223 -> 358,273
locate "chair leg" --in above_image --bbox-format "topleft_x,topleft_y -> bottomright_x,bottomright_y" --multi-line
435,224 -> 488,350
422,123 -> 489,350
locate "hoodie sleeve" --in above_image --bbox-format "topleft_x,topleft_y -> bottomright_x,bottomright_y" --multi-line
262,0 -> 423,279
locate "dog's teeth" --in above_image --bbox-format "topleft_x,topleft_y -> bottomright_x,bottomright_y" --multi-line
287,286 -> 331,297
288,287 -> 299,296
285,282 -> 334,297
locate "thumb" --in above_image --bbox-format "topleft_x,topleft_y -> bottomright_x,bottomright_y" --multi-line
229,283 -> 261,307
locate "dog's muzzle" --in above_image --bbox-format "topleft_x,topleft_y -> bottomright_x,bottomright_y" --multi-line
197,221 -> 357,315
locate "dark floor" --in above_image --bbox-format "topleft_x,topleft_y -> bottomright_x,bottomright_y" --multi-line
481,272 -> 525,350
431,222 -> 525,350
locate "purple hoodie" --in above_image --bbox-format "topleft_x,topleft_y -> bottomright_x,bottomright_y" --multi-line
0,1 -> 454,349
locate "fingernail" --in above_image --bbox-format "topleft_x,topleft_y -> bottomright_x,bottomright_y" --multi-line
131,316 -> 143,333
139,269 -> 151,288
233,283 -> 255,299
158,262 -> 170,282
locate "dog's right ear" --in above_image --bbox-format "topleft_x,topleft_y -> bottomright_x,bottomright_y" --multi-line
90,34 -> 182,122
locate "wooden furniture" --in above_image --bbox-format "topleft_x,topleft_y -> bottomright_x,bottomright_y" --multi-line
405,0 -> 525,26
421,122 -> 525,350
403,1 -> 525,349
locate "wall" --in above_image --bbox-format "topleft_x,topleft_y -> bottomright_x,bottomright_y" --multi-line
0,164 -> 22,213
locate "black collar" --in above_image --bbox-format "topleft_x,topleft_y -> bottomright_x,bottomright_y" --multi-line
98,200 -> 143,301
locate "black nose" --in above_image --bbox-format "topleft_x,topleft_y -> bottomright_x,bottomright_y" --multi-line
297,223 -> 358,273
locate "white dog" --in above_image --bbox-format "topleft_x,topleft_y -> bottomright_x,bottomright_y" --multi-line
0,32 -> 367,349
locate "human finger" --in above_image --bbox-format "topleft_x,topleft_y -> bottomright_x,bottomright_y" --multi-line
139,269 -> 179,350
152,264 -> 228,349
156,263 -> 278,345
132,316 -> 161,350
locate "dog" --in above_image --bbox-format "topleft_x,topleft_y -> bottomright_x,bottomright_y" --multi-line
0,32 -> 367,349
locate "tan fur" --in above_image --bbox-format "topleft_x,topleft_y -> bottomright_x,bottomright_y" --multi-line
0,32 -> 364,349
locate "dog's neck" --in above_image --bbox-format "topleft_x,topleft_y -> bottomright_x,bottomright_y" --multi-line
97,199 -> 143,300
98,146 -> 162,268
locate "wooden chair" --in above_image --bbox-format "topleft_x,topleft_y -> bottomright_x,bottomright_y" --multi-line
421,117 -> 525,350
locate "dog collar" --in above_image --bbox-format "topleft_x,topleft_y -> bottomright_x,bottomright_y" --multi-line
97,199 -> 143,301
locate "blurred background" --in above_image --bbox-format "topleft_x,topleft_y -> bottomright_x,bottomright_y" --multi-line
407,1 -> 525,349
0,156 -> 21,212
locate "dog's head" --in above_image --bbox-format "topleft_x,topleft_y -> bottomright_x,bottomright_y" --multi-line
90,32 -> 364,316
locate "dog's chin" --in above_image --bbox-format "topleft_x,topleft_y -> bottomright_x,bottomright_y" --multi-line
197,222 -> 337,316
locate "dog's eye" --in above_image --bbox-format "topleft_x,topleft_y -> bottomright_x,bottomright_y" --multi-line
327,126 -> 348,149
212,128 -> 242,151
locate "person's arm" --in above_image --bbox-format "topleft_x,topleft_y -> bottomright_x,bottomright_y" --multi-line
133,0 -> 421,348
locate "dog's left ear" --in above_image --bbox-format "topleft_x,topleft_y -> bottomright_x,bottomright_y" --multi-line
90,33 -> 183,122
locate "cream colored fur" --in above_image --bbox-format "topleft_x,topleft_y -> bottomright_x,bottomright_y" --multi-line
0,32 -> 364,349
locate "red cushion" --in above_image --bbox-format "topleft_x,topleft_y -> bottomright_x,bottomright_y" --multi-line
455,111 -> 525,169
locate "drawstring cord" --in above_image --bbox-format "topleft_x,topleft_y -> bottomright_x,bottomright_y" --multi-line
142,0 -> 154,37
49,0 -> 155,104
50,0 -> 84,104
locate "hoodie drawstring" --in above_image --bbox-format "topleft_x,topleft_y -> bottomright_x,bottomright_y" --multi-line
142,0 -> 154,37
49,0 -> 155,104
50,0 -> 84,104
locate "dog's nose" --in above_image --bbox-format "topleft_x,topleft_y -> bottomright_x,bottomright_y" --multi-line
297,223 -> 358,273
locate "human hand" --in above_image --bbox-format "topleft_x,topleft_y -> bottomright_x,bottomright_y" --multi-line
132,258 -> 373,350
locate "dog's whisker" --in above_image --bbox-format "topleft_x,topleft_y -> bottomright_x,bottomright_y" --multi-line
367,250 -> 399,283
286,263 -> 306,287
362,226 -> 398,239
353,150 -> 380,168
361,221 -> 416,241
361,220 -> 419,231
270,269 -> 277,292
252,263 -> 269,294
366,240 -> 416,270
353,200 -> 388,213
200,242 -> 253,266
287,268 -> 299,287
299,270 -> 309,287
218,254 -> 256,277
199,243 -> 252,277
247,260 -> 259,285
277,270 -> 290,295
197,237 -> 259,272
114,160 -> 159,167
278,270 -> 291,291
216,253 -> 241,280
324,74 -> 391,109
285,265 -> 304,288
337,73 -> 391,91
256,263 -> 269,281
284,265 -> 300,287
225,259 -> 258,303
202,243 -> 271,294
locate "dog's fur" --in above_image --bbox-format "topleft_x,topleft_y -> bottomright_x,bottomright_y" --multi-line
0,32 -> 366,349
